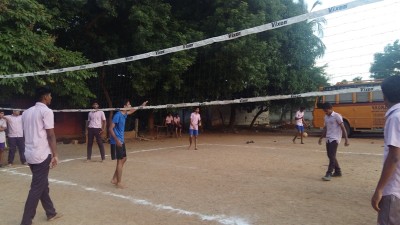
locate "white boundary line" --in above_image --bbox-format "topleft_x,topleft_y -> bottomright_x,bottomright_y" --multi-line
202,143 -> 383,156
2,170 -> 250,225
5,143 -> 382,169
0,144 -> 250,225
314,150 -> 382,156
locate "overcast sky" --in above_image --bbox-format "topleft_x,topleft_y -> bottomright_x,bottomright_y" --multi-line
302,0 -> 400,85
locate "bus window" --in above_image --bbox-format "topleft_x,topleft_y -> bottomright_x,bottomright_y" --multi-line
372,91 -> 384,102
317,96 -> 323,104
316,96 -> 323,108
356,92 -> 369,103
325,95 -> 335,104
339,93 -> 352,103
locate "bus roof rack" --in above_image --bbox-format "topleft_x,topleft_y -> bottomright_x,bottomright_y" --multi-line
335,79 -> 383,86
321,79 -> 383,91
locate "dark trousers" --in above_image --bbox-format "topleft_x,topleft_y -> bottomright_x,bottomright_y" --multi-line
378,195 -> 400,225
87,128 -> 105,160
166,123 -> 174,136
21,155 -> 56,225
8,137 -> 26,164
326,140 -> 341,174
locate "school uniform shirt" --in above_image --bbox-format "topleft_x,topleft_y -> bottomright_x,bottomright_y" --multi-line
88,110 -> 106,129
295,111 -> 304,126
190,113 -> 201,130
22,102 -> 54,164
383,102 -> 400,198
165,115 -> 173,124
4,115 -> 23,137
0,119 -> 7,143
173,116 -> 180,124
110,111 -> 127,144
324,111 -> 343,143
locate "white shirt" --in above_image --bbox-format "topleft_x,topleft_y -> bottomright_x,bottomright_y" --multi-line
23,102 -> 54,164
324,111 -> 343,143
173,116 -> 180,124
190,113 -> 201,130
382,103 -> 400,198
165,115 -> 173,124
295,111 -> 304,126
4,115 -> 23,137
0,119 -> 7,143
88,110 -> 106,129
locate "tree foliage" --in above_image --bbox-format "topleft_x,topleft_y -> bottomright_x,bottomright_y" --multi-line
169,0 -> 328,127
0,0 -> 95,107
38,0 -> 201,107
370,40 -> 400,79
1,0 -> 328,127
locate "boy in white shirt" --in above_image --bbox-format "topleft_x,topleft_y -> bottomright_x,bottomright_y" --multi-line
87,99 -> 106,162
165,113 -> 174,137
173,113 -> 182,137
188,107 -> 201,150
371,75 -> 400,225
292,106 -> 306,144
318,102 -> 349,181
4,110 -> 26,166
20,86 -> 62,225
0,111 -> 7,167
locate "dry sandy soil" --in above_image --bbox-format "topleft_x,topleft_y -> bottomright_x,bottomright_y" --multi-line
0,131 -> 384,225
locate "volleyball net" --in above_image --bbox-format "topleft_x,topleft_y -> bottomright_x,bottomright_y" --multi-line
0,0 -> 391,114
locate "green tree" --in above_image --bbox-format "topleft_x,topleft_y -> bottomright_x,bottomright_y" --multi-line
370,40 -> 400,79
4,0 -> 329,130
36,0 -> 205,131
169,0 -> 328,128
0,0 -> 95,108
264,0 -> 327,123
39,0 -> 201,108
241,0 -> 328,127
180,0 -> 273,127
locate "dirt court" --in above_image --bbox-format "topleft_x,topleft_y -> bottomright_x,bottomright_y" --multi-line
0,131 -> 384,225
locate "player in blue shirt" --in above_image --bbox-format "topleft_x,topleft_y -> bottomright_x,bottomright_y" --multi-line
109,99 -> 147,189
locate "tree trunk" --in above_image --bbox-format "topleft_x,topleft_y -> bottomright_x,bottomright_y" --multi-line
100,69 -> 113,136
228,104 -> 237,129
218,109 -> 224,127
279,105 -> 289,124
289,105 -> 294,124
250,106 -> 268,128
148,110 -> 155,136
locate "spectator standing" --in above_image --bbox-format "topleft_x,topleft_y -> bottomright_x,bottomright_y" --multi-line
173,113 -> 182,137
0,111 -> 6,167
86,100 -> 106,162
4,110 -> 26,166
165,113 -> 174,137
188,107 -> 201,150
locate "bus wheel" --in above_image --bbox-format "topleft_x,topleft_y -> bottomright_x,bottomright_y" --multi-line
344,121 -> 352,137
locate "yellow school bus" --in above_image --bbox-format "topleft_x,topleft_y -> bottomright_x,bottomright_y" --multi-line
313,80 -> 386,136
